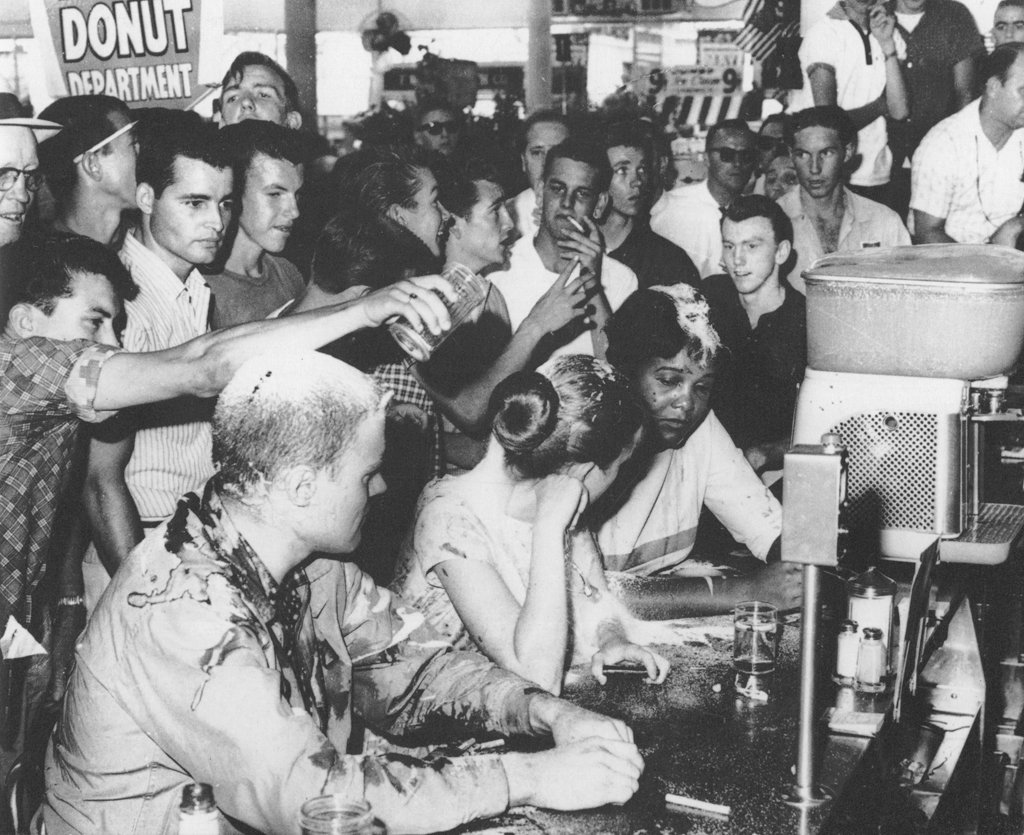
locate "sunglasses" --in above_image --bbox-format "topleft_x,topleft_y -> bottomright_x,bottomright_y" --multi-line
417,120 -> 458,136
710,147 -> 757,165
0,167 -> 43,193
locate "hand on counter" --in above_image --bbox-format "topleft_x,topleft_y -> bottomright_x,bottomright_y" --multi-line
502,736 -> 644,810
591,640 -> 670,686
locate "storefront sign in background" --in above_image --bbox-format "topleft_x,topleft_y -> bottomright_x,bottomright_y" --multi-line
30,0 -> 223,109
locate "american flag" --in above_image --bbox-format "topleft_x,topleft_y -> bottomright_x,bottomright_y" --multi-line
734,0 -> 801,62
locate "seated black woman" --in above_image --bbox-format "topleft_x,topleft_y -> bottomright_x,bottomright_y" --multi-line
595,283 -> 802,618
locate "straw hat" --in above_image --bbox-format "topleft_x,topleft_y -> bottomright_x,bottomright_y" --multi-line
0,93 -> 62,141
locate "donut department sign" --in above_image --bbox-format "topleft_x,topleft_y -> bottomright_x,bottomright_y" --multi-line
30,0 -> 223,109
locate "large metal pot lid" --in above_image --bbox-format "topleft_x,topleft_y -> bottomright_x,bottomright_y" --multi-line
803,244 -> 1024,286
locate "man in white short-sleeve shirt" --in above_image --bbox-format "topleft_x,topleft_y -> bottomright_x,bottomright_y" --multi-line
490,139 -> 638,363
911,42 -> 1024,244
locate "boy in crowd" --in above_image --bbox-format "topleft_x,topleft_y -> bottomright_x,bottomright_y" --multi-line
780,106 -> 909,293
703,195 -> 805,475
490,139 -> 638,362
511,110 -> 570,238
205,120 -> 309,328
82,118 -> 232,607
598,121 -> 700,290
37,95 -> 138,249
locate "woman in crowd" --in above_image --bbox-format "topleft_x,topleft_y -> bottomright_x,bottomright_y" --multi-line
287,145 -> 451,582
391,355 -> 670,695
594,284 -> 802,618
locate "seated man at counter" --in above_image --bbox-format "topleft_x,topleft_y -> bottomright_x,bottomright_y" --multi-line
45,351 -> 645,835
597,283 -> 802,617
703,194 -> 806,476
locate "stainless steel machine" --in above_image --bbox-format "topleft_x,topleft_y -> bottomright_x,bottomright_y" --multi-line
781,244 -> 1024,824
793,244 -> 1024,564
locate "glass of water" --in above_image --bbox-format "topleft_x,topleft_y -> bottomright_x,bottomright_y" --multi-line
733,601 -> 779,700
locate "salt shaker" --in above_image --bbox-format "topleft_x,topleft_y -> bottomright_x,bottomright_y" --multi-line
833,619 -> 859,685
855,627 -> 886,693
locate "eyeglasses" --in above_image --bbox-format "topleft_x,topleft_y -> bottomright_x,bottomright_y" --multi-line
710,147 -> 757,165
417,120 -> 458,136
0,167 -> 43,193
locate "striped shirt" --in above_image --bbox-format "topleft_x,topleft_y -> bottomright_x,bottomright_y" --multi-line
119,233 -> 215,522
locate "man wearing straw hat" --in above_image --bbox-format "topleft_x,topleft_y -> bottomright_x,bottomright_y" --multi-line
37,95 -> 139,249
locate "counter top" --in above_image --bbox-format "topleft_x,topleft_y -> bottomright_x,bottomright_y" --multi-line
458,616 -> 881,835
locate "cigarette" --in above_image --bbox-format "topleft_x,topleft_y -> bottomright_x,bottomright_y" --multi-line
470,739 -> 505,752
567,216 -> 586,233
603,664 -> 649,676
664,793 -> 731,817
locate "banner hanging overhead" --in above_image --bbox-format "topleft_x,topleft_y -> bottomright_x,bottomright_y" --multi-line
29,0 -> 224,109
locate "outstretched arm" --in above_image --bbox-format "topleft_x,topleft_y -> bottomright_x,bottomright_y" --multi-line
418,259 -> 588,436
93,276 -> 456,410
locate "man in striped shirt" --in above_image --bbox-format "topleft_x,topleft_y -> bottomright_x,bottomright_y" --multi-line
82,117 -> 232,606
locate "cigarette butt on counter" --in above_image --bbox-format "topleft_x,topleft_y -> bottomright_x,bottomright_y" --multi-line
470,739 -> 506,752
664,793 -> 732,817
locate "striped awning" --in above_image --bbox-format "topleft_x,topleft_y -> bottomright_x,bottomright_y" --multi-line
673,93 -> 743,128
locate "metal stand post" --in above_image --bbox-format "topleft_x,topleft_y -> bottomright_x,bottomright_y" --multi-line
782,564 -> 832,807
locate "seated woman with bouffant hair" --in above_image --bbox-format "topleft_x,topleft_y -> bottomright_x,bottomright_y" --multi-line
391,355 -> 670,695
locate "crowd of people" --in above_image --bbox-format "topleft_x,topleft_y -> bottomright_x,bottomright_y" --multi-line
0,2 -> 1023,826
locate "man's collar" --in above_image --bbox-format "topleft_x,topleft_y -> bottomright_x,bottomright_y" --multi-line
121,232 -> 206,301
193,484 -> 280,622
827,2 -> 851,20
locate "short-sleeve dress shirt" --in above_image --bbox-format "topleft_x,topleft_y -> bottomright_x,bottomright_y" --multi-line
911,98 -> 1024,243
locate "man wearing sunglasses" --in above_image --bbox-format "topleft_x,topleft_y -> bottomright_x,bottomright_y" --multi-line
651,119 -> 758,278
413,100 -> 463,160
38,95 -> 139,250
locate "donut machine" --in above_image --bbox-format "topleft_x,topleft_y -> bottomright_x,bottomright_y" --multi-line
792,244 -> 1024,565
780,245 -> 1024,819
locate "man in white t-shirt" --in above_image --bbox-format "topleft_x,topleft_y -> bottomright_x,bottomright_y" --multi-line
491,139 -> 638,363
911,42 -> 1024,244
791,0 -> 909,208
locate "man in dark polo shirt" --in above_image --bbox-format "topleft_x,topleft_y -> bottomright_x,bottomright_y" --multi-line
598,122 -> 700,290
702,194 -> 806,475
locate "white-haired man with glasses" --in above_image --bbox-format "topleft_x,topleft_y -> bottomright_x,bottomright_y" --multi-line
912,42 -> 1024,244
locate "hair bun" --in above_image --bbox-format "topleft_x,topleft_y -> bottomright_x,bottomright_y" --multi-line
490,371 -> 560,454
